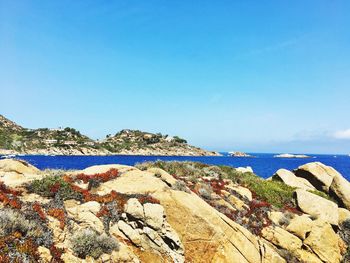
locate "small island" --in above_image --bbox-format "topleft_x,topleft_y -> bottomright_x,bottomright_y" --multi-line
273,153 -> 311,158
228,151 -> 252,157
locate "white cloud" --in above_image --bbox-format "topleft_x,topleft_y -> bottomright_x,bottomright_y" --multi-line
333,129 -> 350,139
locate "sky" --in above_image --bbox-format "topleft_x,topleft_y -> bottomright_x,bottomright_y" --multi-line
1,1 -> 350,154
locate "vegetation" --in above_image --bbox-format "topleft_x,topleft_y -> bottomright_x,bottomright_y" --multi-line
71,228 -> 119,259
28,175 -> 82,200
220,166 -> 296,208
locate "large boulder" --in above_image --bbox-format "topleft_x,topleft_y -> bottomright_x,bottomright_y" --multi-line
95,167 -> 267,262
0,159 -> 42,187
294,162 -> 339,192
330,173 -> 350,210
286,215 -> 313,240
261,226 -> 302,252
294,189 -> 338,225
0,159 -> 39,174
272,169 -> 315,191
303,219 -> 341,263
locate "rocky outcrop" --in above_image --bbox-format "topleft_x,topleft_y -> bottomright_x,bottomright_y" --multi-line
294,162 -> 339,192
0,160 -> 349,262
304,219 -> 341,263
330,172 -> 350,210
294,189 -> 338,225
272,168 -> 315,191
0,159 -> 39,174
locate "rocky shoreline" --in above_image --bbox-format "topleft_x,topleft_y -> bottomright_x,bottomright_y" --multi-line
1,159 -> 350,262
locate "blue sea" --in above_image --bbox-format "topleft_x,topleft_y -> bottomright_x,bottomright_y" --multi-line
4,153 -> 350,180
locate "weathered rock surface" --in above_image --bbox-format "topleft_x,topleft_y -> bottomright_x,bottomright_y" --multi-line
261,226 -> 302,252
294,189 -> 338,225
330,172 -> 350,210
286,214 -> 313,240
0,159 -> 39,174
1,161 -> 350,263
294,162 -> 339,192
338,208 -> 350,224
0,159 -> 42,187
304,219 -> 341,263
272,168 -> 315,191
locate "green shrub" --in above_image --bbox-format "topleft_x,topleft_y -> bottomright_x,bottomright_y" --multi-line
71,228 -> 119,259
220,166 -> 296,208
28,175 -> 81,200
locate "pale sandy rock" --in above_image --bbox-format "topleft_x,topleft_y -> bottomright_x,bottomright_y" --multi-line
272,168 -> 315,191
259,240 -> 286,263
294,162 -> 339,192
229,185 -> 253,201
268,211 -> 286,226
146,167 -> 177,186
19,193 -> 51,204
286,215 -> 313,239
0,159 -> 39,174
303,219 -> 341,263
93,165 -> 263,262
330,173 -> 350,210
338,208 -> 350,224
143,203 -> 165,230
261,226 -> 302,251
294,249 -> 323,263
118,220 -> 142,246
235,166 -> 254,173
64,200 -> 101,216
125,198 -> 144,220
0,171 -> 43,187
70,164 -> 136,176
61,252 -> 82,263
227,194 -> 246,210
38,246 -> 52,263
110,244 -> 140,263
96,169 -> 169,195
295,189 -> 338,225
64,200 -> 104,233
47,216 -> 66,244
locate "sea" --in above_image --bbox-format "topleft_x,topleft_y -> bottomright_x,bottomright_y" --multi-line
3,153 -> 350,180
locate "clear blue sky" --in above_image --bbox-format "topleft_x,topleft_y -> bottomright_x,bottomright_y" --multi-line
1,1 -> 350,154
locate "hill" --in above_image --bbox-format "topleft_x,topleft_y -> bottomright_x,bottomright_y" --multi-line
0,115 -> 219,156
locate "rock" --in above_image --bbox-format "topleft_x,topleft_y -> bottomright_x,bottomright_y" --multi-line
117,220 -> 142,246
125,198 -> 144,220
110,244 -> 140,263
227,194 -> 246,210
294,162 -> 339,192
303,219 -> 341,263
235,166 -> 254,173
338,208 -> 350,224
294,189 -> 338,225
330,172 -> 350,210
259,241 -> 286,263
143,203 -> 165,230
294,250 -> 323,263
261,226 -> 302,252
0,159 -> 39,174
229,151 -> 252,157
64,200 -> 104,233
272,169 -> 315,191
268,211 -> 286,226
38,246 -> 52,263
146,167 -> 177,187
286,215 -> 313,239
227,185 -> 253,201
